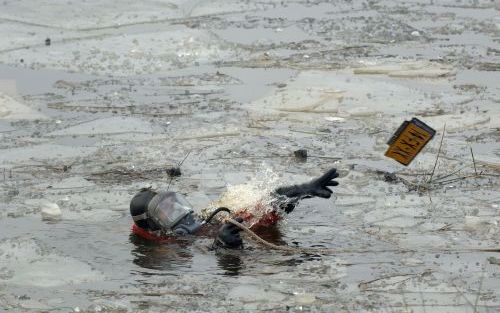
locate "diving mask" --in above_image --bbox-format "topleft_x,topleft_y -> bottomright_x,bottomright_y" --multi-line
147,192 -> 196,233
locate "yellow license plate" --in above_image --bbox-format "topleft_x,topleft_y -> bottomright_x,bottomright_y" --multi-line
385,118 -> 436,166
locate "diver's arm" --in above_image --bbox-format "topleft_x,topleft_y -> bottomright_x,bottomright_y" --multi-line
271,168 -> 339,214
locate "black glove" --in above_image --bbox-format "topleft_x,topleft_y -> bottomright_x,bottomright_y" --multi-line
212,217 -> 244,249
275,168 -> 339,199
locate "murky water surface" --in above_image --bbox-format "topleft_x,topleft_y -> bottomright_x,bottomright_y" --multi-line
0,0 -> 499,312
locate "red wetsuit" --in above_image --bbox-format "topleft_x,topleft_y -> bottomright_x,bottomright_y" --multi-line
132,205 -> 282,243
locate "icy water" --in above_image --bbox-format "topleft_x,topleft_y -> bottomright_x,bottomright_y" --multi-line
1,0 -> 499,312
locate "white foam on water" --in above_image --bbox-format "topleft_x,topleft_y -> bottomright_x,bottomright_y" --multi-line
202,165 -> 284,226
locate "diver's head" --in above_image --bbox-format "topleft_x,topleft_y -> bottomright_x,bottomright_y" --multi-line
130,187 -> 159,231
130,189 -> 201,235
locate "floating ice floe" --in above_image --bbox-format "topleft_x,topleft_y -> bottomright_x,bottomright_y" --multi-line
0,144 -> 97,166
0,0 -> 187,30
0,238 -> 103,287
294,293 -> 317,305
0,92 -> 47,120
42,190 -> 128,222
174,126 -> 240,140
47,176 -> 96,190
41,202 -> 62,221
248,71 -> 434,117
363,207 -> 426,228
0,0 -> 276,31
324,116 -> 346,122
419,113 -> 498,133
0,28 -> 243,76
228,284 -> 286,303
401,257 -> 425,266
353,61 -> 455,78
188,0 -> 275,16
47,116 -> 155,137
397,234 -> 449,249
464,216 -> 498,230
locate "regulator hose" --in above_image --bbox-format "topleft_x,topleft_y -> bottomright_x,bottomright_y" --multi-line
204,207 -> 232,224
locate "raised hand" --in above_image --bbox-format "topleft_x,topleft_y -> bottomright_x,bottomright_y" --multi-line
274,168 -> 339,199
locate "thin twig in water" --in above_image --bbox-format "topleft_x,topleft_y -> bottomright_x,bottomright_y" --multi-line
420,289 -> 427,313
396,172 -> 431,176
178,150 -> 191,168
175,131 -> 239,140
207,154 -> 341,161
450,279 -> 476,310
400,288 -> 409,313
432,165 -> 468,183
167,151 -> 191,191
470,147 -> 478,176
207,155 -> 285,161
100,291 -> 205,297
288,128 -> 324,135
166,171 -> 176,191
428,124 -> 446,183
474,268 -> 485,313
358,272 -> 426,291
437,223 -> 453,231
310,156 -> 342,161
433,175 -> 481,186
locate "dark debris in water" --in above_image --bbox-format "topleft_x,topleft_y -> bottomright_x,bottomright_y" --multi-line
293,149 -> 308,162
166,167 -> 182,177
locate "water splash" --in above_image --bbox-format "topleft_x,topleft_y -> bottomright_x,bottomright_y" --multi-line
200,164 -> 284,226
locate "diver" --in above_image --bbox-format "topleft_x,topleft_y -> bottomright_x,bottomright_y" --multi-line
130,168 -> 339,249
